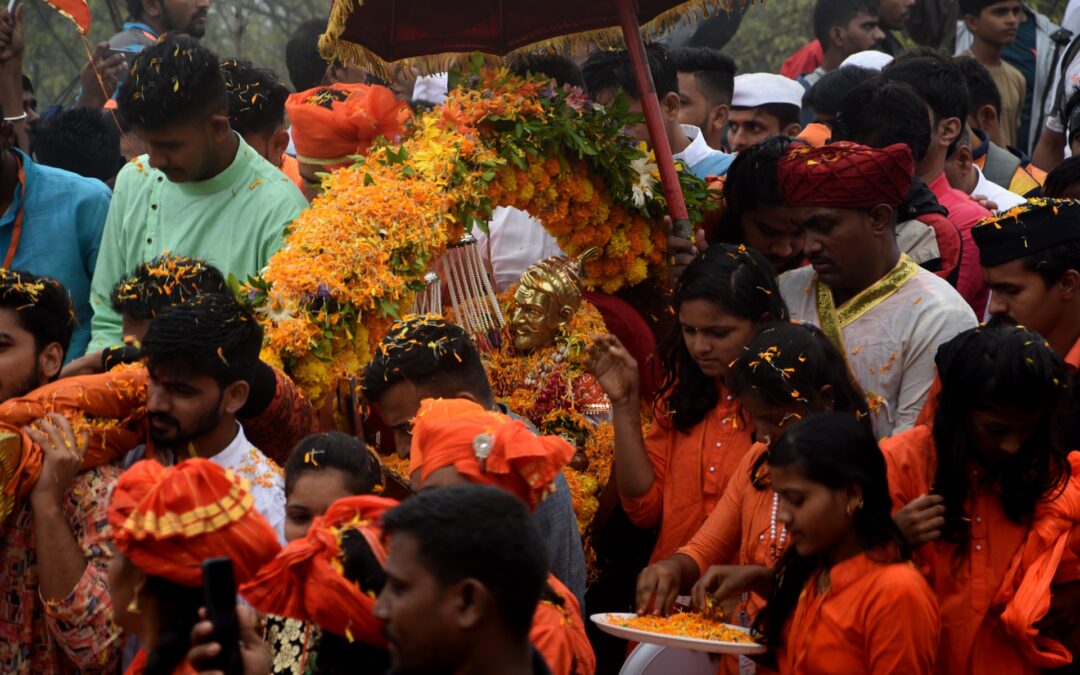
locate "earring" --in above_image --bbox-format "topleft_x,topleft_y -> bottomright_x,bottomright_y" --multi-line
127,578 -> 145,614
846,498 -> 864,516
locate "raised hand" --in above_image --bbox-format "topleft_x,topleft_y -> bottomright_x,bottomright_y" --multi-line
587,333 -> 639,408
77,42 -> 127,109
26,413 -> 86,505
0,4 -> 24,65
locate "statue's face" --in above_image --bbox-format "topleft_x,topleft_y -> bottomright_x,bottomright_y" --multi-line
508,276 -> 563,353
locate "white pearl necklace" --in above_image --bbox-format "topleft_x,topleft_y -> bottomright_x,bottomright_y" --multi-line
769,491 -> 788,561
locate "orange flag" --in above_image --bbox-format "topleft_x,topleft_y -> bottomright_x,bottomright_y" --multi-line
43,0 -> 90,34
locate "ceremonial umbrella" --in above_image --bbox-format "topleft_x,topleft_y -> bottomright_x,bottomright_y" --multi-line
319,0 -> 733,237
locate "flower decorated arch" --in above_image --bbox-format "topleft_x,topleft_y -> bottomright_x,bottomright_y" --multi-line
248,64 -> 711,404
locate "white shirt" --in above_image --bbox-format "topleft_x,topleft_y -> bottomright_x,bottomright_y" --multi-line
472,206 -> 564,293
779,264 -> 978,437
972,166 -> 1027,211
1064,0 -> 1080,40
122,424 -> 287,544
1044,48 -> 1080,134
212,425 -> 287,543
673,124 -> 734,176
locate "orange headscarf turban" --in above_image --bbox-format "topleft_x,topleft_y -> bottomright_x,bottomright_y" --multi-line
778,141 -> 914,209
109,459 -> 282,586
286,83 -> 410,167
240,495 -> 397,646
409,398 -> 575,512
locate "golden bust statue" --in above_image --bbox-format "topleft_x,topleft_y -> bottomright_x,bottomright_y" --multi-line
508,249 -> 597,353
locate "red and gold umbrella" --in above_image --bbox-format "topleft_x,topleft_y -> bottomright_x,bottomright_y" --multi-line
319,0 -> 734,236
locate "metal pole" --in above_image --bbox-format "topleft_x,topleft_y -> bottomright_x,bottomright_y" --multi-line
614,0 -> 693,240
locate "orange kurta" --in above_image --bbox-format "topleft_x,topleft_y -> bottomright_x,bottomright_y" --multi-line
0,365 -> 150,503
677,443 -> 789,575
776,552 -> 940,674
676,443 -> 787,675
881,425 -> 1080,675
622,387 -> 755,563
530,575 -> 595,675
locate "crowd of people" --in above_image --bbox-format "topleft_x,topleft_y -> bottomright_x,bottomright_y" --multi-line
1,0 -> 1080,673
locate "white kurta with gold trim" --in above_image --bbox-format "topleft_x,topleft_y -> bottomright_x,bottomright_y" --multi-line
779,264 -> 977,436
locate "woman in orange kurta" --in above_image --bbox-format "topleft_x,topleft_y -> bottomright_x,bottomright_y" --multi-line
633,321 -> 873,619
589,245 -> 788,565
757,413 -> 940,674
882,323 -> 1080,675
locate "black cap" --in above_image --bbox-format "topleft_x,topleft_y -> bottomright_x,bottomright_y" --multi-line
971,198 -> 1080,267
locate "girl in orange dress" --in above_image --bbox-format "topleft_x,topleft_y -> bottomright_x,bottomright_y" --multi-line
758,413 -> 939,674
882,322 -> 1080,675
590,245 -> 789,564
634,321 -> 872,619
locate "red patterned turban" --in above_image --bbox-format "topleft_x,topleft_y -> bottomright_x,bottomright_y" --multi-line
778,141 -> 914,209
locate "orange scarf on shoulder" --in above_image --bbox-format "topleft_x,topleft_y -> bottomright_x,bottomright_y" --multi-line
995,451 -> 1080,668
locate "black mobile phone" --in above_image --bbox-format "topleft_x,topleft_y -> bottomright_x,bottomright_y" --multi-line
107,48 -> 134,83
201,557 -> 243,675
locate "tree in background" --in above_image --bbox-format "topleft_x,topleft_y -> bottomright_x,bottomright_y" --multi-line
24,0 -> 1074,109
24,0 -> 322,107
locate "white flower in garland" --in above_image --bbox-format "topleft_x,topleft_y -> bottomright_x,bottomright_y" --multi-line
629,154 -> 658,209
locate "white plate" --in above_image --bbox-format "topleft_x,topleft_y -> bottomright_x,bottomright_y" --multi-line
590,612 -> 767,655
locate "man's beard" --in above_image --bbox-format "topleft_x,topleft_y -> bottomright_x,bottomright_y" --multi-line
148,406 -> 222,451
698,113 -> 711,137
0,367 -> 42,404
164,6 -> 208,38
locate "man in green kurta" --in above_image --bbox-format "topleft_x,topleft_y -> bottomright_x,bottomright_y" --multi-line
88,34 -> 306,351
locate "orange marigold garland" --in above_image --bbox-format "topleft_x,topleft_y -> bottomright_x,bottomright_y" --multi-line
246,147 -> 467,404
248,64 -> 710,404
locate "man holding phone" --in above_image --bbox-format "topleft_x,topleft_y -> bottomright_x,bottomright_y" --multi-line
111,0 -> 209,51
108,458 -> 281,675
78,0 -> 211,109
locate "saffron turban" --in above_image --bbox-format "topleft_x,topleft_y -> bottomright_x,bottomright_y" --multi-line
409,398 -> 575,512
108,459 -> 281,586
778,141 -> 914,209
286,83 -> 411,166
241,495 -> 397,646
972,198 -> 1080,267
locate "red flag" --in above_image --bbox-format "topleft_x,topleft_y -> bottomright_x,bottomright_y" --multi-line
44,0 -> 90,34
